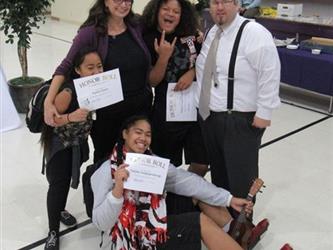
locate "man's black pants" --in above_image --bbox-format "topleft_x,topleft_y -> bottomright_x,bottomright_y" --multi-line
199,111 -> 265,216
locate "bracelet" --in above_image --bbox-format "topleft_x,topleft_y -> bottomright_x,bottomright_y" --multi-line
67,113 -> 71,123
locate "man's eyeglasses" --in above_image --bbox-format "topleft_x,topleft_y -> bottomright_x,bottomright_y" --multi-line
113,0 -> 133,6
211,0 -> 234,6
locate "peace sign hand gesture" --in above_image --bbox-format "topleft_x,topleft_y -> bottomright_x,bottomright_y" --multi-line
154,30 -> 177,61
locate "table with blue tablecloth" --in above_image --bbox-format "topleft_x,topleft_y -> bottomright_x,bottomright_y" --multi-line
277,47 -> 333,112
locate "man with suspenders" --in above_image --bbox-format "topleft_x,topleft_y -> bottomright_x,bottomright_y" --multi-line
195,0 -> 280,218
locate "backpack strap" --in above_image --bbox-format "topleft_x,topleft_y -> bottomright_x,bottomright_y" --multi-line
227,20 -> 250,111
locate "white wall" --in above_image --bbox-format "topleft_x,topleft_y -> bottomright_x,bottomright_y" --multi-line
51,0 -> 94,24
51,0 -> 152,23
133,0 -> 150,14
133,0 -> 197,13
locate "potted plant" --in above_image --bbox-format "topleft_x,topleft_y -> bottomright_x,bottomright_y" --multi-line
0,0 -> 54,113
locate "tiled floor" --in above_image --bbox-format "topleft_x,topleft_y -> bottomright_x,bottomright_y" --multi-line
1,19 -> 332,250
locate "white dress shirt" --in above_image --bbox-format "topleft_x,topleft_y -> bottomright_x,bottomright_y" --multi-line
195,14 -> 281,120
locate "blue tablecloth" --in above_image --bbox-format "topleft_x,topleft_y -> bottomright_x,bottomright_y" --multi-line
277,48 -> 333,96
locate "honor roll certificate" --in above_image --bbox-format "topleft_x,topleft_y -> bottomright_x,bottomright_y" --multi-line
166,82 -> 197,121
74,69 -> 123,110
124,153 -> 170,194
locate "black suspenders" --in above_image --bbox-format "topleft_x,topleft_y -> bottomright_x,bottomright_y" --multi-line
227,20 -> 250,111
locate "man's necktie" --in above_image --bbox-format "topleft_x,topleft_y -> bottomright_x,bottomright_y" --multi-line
199,27 -> 222,120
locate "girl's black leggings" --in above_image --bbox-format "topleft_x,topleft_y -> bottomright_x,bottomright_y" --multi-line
46,147 -> 72,231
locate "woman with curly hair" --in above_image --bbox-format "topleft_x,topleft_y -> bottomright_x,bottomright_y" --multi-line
142,0 -> 209,180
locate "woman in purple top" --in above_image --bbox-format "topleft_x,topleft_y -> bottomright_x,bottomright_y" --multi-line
44,0 -> 153,163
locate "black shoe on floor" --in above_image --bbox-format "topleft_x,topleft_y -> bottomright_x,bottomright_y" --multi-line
44,230 -> 59,250
60,210 -> 77,227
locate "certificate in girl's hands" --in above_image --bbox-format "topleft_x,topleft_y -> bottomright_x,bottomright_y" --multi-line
124,153 -> 170,194
166,82 -> 197,121
74,69 -> 123,111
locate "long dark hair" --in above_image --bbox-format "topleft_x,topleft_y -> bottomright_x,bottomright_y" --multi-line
115,115 -> 152,166
141,0 -> 199,37
71,46 -> 102,79
40,46 -> 101,152
80,0 -> 138,35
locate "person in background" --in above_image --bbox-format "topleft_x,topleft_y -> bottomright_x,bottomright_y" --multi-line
91,115 -> 265,250
41,47 -> 103,250
44,0 -> 153,163
239,0 -> 261,18
141,0 -> 209,177
195,0 -> 280,219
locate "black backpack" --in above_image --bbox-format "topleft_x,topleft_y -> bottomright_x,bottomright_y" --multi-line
82,142 -> 126,218
25,79 -> 51,133
82,157 -> 110,218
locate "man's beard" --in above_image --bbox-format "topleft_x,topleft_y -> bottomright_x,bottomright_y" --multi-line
217,18 -> 224,26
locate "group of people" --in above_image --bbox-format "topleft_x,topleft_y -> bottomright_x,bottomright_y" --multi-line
41,0 -> 280,249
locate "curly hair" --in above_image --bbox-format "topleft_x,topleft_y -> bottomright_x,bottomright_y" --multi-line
141,0 -> 199,37
80,0 -> 138,35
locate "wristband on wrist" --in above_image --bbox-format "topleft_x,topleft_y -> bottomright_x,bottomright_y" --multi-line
67,113 -> 71,123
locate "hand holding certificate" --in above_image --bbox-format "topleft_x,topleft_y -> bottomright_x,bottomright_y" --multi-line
74,69 -> 123,111
124,153 -> 170,194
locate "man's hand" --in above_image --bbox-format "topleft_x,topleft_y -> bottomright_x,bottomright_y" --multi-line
252,116 -> 271,128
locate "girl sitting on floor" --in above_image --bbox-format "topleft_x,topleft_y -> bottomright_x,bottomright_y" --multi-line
91,115 -> 258,250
